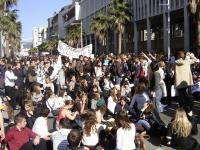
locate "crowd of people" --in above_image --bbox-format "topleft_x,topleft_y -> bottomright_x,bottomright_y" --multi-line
0,51 -> 200,150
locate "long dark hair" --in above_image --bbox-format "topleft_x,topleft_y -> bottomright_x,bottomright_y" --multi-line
84,110 -> 97,136
115,110 -> 131,130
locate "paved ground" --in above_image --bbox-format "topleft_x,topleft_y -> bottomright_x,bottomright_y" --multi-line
144,100 -> 200,150
3,100 -> 200,150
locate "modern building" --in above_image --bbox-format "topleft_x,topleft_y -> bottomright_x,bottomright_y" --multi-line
79,0 -> 111,52
49,0 -> 193,54
77,0 -> 192,54
32,27 -> 47,48
47,5 -> 73,40
133,0 -> 191,55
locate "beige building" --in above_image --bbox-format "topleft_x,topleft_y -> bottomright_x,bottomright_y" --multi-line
32,27 -> 47,48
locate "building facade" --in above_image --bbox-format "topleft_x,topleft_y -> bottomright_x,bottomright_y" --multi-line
32,27 -> 47,48
77,0 -> 192,54
133,0 -> 190,54
47,5 -> 73,41
48,0 -> 192,54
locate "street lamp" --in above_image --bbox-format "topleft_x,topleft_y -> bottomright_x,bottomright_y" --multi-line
70,21 -> 83,48
160,0 -> 171,61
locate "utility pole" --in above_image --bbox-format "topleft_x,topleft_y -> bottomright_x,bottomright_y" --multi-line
160,0 -> 171,60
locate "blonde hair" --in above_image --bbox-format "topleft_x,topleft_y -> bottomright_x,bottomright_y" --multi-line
172,108 -> 192,137
159,61 -> 165,68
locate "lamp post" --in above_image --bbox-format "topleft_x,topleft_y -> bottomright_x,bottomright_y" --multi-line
160,0 -> 171,61
71,21 -> 83,48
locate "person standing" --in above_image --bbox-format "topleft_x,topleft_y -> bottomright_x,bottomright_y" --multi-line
5,64 -> 18,110
175,51 -> 199,112
154,61 -> 167,112
13,61 -> 25,107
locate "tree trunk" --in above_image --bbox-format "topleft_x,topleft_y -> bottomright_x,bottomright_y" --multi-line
197,18 -> 200,55
95,34 -> 97,54
118,32 -> 122,54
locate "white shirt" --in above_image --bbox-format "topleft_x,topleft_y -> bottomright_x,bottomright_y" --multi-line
116,123 -> 136,150
46,96 -> 62,111
94,66 -> 103,78
82,123 -> 105,146
5,70 -> 17,87
32,117 -> 49,138
107,96 -> 117,114
51,128 -> 71,150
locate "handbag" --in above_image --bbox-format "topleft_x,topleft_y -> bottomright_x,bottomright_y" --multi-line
46,100 -> 60,116
51,109 -> 60,116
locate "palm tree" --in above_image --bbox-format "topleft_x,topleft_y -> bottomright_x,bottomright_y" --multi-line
0,0 -> 20,57
0,0 -> 17,12
109,0 -> 132,54
189,0 -> 200,54
90,13 -> 110,53
0,9 -> 21,56
66,24 -> 82,48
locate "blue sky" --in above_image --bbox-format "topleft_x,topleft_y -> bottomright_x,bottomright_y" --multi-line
16,0 -> 71,42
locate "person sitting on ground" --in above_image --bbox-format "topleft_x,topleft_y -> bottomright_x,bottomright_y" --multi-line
75,92 -> 88,114
95,98 -> 107,123
31,84 -> 43,105
115,110 -> 136,150
114,96 -> 131,115
129,82 -> 150,114
21,100 -> 37,129
82,110 -> 105,149
107,87 -> 119,115
57,100 -> 79,127
5,114 -> 47,150
32,108 -> 50,140
166,108 -> 200,149
0,111 -> 5,142
51,118 -> 72,150
66,129 -> 85,150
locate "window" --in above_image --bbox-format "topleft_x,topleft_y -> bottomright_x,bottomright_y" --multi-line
173,23 -> 183,38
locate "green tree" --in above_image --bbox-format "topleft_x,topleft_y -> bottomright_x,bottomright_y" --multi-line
0,0 -> 17,12
0,9 -> 21,55
29,47 -> 38,55
0,0 -> 21,57
90,13 -> 110,53
66,24 -> 81,48
37,39 -> 58,55
189,0 -> 200,54
109,0 -> 132,54
46,39 -> 58,54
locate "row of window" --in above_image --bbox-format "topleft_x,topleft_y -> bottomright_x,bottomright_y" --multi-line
134,0 -> 186,21
139,23 -> 184,42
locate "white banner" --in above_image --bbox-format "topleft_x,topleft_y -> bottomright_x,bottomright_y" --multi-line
57,40 -> 92,58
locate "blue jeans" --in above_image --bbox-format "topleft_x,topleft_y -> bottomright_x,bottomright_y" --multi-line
137,119 -> 151,131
